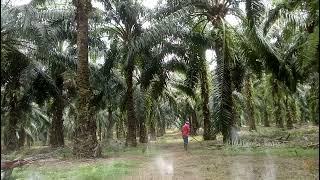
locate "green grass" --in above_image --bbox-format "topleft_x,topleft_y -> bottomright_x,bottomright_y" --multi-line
10,145 -> 156,180
103,144 -> 160,158
7,142 -> 161,180
190,145 -> 318,158
3,146 -> 73,161
223,146 -> 319,157
5,142 -> 160,161
241,125 -> 319,139
12,160 -> 138,180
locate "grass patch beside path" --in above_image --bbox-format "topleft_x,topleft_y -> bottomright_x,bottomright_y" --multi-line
3,146 -> 73,161
9,143 -> 162,180
190,142 -> 318,158
103,143 -> 161,158
223,146 -> 319,157
12,159 -> 138,180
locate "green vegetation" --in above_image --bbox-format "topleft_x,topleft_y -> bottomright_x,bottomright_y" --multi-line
223,147 -> 318,157
103,144 -> 161,157
12,160 -> 138,180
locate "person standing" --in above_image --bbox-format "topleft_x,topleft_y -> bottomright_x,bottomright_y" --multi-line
181,121 -> 190,151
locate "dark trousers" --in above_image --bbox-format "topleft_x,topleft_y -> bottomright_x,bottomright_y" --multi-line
183,136 -> 188,151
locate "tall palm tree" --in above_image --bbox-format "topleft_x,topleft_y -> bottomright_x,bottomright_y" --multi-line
90,40 -> 126,143
98,0 -> 145,146
98,0 -> 191,145
155,0 -> 241,142
181,29 -> 215,140
72,0 -> 99,158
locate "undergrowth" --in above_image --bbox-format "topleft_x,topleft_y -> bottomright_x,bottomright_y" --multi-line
12,160 -> 137,180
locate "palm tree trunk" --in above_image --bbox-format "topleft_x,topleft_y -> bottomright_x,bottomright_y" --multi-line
136,122 -> 140,138
41,131 -> 48,146
244,74 -> 256,131
73,0 -> 98,158
213,36 -> 235,143
139,120 -> 147,143
157,115 -> 165,137
125,62 -> 137,147
139,112 -> 147,143
200,60 -> 214,140
161,118 -> 166,135
18,128 -> 26,148
4,87 -> 19,151
310,85 -> 319,125
263,108 -> 270,127
149,110 -> 156,141
190,110 -> 198,135
49,76 -> 65,148
116,117 -> 122,139
272,80 -> 284,128
299,101 -> 308,125
98,120 -> 102,141
106,107 -> 115,143
26,135 -> 33,147
285,95 -> 293,129
139,88 -> 147,143
233,95 -> 242,127
291,101 -> 297,124
150,120 -> 156,141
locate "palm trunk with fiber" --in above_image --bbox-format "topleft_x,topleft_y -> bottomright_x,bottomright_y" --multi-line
106,107 -> 115,143
72,0 -> 98,158
214,36 -> 235,143
291,101 -> 297,124
116,116 -> 124,139
98,120 -> 102,141
139,121 -> 147,143
4,81 -> 20,151
285,95 -> 293,129
200,60 -> 214,140
244,74 -> 256,131
138,90 -> 147,143
161,118 -> 166,135
190,110 -> 198,135
125,62 -> 137,147
49,76 -> 65,147
272,80 -> 284,128
149,110 -> 156,141
263,108 -> 270,127
157,116 -> 165,137
18,128 -> 26,148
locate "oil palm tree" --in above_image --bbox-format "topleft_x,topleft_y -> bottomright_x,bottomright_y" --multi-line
1,2 -> 59,150
90,40 -> 126,143
72,0 -> 100,158
97,0 -> 145,146
179,28 -> 215,140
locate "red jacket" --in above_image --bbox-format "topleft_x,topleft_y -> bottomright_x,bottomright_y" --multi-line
181,123 -> 190,137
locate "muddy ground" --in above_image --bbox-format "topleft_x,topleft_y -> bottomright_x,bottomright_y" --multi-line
6,126 -> 319,180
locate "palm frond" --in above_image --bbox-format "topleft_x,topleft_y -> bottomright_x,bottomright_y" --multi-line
172,82 -> 195,98
263,0 -> 301,35
163,58 -> 187,73
211,36 -> 234,140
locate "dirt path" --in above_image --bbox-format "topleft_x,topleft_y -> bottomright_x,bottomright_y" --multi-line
123,137 -> 201,179
122,131 -> 319,180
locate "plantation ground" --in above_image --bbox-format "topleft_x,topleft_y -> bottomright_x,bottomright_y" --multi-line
6,125 -> 319,180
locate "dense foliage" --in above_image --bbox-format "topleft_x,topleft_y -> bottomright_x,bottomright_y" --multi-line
1,0 -> 318,157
